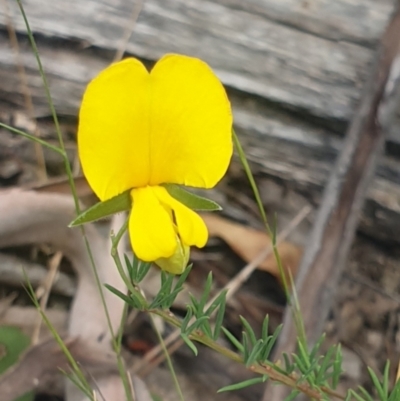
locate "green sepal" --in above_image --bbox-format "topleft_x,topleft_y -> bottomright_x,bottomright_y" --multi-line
69,190 -> 131,227
163,184 -> 222,211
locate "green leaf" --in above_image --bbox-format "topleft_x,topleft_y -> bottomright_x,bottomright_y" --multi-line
315,345 -> 336,384
240,316 -> 257,346
197,272 -> 213,317
163,184 -> 222,211
105,284 -> 145,309
284,390 -> 300,401
137,261 -> 152,283
368,367 -> 386,401
181,306 -> 193,333
222,327 -> 244,353
245,339 -> 264,367
0,326 -> 31,374
181,333 -> 198,356
382,361 -> 390,400
0,326 -> 34,401
186,316 -> 210,335
242,331 -> 250,362
69,190 -> 131,227
357,386 -> 375,401
309,333 -> 325,361
332,345 -> 342,389
261,315 -> 269,341
218,376 -> 267,393
259,324 -> 282,362
212,291 -> 227,341
205,290 -> 226,317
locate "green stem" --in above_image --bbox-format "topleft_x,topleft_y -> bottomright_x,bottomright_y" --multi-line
150,309 -> 345,401
150,315 -> 186,401
23,274 -> 95,400
16,3 -> 130,398
0,122 -> 64,155
16,0 -> 80,213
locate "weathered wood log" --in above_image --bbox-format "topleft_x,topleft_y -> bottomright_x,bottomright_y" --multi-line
263,2 -> 400,399
1,0 -> 400,245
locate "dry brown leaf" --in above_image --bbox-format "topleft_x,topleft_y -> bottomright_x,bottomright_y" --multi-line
202,213 -> 303,282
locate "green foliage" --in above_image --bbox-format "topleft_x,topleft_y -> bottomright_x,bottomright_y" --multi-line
347,362 -> 400,401
163,184 -> 222,211
70,190 -> 131,227
0,326 -> 34,401
69,184 -> 222,228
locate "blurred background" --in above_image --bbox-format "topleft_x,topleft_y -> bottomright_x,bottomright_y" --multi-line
1,1 -> 400,400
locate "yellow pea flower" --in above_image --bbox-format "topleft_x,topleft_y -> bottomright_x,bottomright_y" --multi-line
78,54 -> 233,274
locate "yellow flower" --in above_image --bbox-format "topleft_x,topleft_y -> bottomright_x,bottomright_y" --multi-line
78,54 -> 232,273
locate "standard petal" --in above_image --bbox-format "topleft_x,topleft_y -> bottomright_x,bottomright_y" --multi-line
129,187 -> 177,261
78,58 -> 151,201
148,54 -> 233,188
155,186 -> 208,248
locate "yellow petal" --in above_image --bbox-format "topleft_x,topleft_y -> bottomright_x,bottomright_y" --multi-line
149,54 -> 233,188
78,58 -> 151,201
129,187 -> 176,261
79,54 -> 233,201
154,186 -> 208,248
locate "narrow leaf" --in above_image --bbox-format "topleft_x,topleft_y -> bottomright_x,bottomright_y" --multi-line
105,284 -> 135,307
136,261 -> 152,283
124,254 -> 136,282
205,290 -> 226,317
213,291 -> 227,340
245,339 -> 264,367
181,306 -> 193,333
186,316 -> 210,334
218,377 -> 266,393
368,367 -> 385,401
181,333 -> 198,356
197,272 -> 213,317
332,345 -> 342,389
261,315 -> 269,341
259,324 -> 282,362
382,361 -> 390,399
315,346 -> 336,384
240,316 -> 257,346
358,386 -> 375,401
69,190 -> 131,226
164,184 -> 222,211
222,327 -> 244,353
309,333 -> 325,361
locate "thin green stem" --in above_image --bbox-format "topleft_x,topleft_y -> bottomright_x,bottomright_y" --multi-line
16,0 -> 80,212
110,221 -> 147,303
23,273 -> 95,400
108,220 -> 138,401
233,129 -> 308,361
150,315 -> 186,401
232,129 -> 268,227
233,130 -> 291,294
16,3 -> 127,398
0,122 -> 64,155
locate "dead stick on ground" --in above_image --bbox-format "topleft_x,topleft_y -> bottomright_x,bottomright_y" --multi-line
134,205 -> 312,377
263,2 -> 400,400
